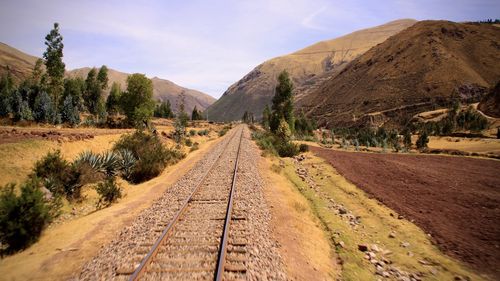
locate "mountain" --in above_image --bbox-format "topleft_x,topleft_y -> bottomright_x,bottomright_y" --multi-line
299,20 -> 500,128
206,19 -> 417,121
0,42 -> 39,82
0,42 -> 215,113
66,68 -> 215,113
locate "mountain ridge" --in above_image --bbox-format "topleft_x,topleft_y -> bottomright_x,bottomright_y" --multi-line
206,19 -> 417,121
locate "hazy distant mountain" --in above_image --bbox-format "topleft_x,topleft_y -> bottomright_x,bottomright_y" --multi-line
205,19 -> 417,121
300,20 -> 500,128
67,67 -> 215,113
0,42 -> 215,113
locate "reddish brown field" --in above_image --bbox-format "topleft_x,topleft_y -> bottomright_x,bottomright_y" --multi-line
311,147 -> 500,279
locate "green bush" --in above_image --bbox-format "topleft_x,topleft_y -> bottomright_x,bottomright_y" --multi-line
252,131 -> 278,155
197,129 -> 209,136
276,141 -> 299,157
185,138 -> 193,147
31,150 -> 82,200
95,177 -> 122,208
113,130 -> 185,183
299,143 -> 309,153
189,129 -> 196,136
0,178 -> 54,253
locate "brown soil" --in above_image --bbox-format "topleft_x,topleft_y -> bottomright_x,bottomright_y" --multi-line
310,146 -> 500,279
0,126 -> 134,145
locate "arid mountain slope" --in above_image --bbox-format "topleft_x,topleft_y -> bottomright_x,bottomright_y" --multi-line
206,19 -> 417,121
67,67 -> 215,113
300,21 -> 500,128
0,43 -> 215,113
0,42 -> 39,82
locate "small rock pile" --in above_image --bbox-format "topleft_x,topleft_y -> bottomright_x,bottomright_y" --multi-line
358,244 -> 424,281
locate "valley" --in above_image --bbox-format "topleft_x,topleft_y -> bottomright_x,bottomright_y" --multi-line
1,3 -> 499,281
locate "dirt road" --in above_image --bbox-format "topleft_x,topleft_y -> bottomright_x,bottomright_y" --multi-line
311,147 -> 500,279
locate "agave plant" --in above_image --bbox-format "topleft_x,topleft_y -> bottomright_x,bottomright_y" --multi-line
116,149 -> 137,180
99,151 -> 121,177
74,150 -> 102,170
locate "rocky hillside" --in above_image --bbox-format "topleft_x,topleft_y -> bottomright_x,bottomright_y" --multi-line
0,42 -> 40,82
67,68 -> 215,113
299,21 -> 500,128
0,42 -> 215,113
206,19 -> 417,121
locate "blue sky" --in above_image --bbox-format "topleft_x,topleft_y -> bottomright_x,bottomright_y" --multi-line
0,0 -> 498,98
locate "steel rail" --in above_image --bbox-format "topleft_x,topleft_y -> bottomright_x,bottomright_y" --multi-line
214,126 -> 243,281
129,126 -> 243,281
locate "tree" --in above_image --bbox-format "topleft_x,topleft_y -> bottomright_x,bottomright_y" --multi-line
270,70 -> 294,133
106,82 -> 121,115
120,73 -> 154,125
416,131 -> 429,150
62,77 -> 85,111
43,23 -> 65,110
261,104 -> 271,130
403,129 -> 412,150
11,90 -> 34,121
173,93 -> 189,143
60,95 -> 80,126
33,92 -> 56,123
191,105 -> 203,120
97,65 -> 109,90
154,100 -> 174,118
0,72 -> 14,117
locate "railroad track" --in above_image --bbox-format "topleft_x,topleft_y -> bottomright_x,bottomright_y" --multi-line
128,126 -> 247,281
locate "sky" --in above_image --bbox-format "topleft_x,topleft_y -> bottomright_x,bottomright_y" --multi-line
0,0 -> 498,98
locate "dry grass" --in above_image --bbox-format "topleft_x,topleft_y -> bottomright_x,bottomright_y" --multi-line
0,129 -> 225,281
260,156 -> 339,280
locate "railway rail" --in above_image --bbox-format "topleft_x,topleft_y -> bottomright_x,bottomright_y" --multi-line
128,126 -> 246,281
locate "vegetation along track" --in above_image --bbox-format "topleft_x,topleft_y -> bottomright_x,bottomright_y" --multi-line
129,126 -> 246,280
77,124 -> 289,280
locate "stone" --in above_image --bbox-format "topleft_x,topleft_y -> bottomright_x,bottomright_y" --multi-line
383,271 -> 391,278
369,252 -> 377,259
371,244 -> 380,252
358,244 -> 368,252
338,207 -> 348,215
400,242 -> 410,248
337,241 -> 345,248
407,251 -> 414,257
389,231 -> 396,238
370,259 -> 378,265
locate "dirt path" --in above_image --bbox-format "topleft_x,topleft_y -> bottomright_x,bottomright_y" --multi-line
311,146 -> 500,279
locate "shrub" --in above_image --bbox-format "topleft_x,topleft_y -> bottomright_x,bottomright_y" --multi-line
95,177 -> 122,208
197,129 -> 209,136
189,129 -> 196,136
252,130 -> 277,156
0,178 -> 53,254
31,150 -> 82,200
185,138 -> 193,147
113,130 -> 185,183
299,143 -> 309,153
276,141 -> 299,157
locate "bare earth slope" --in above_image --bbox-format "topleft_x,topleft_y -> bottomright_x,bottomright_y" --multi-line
300,21 -> 500,128
206,19 -> 416,121
67,68 -> 215,113
0,42 -> 39,82
0,42 -> 215,113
